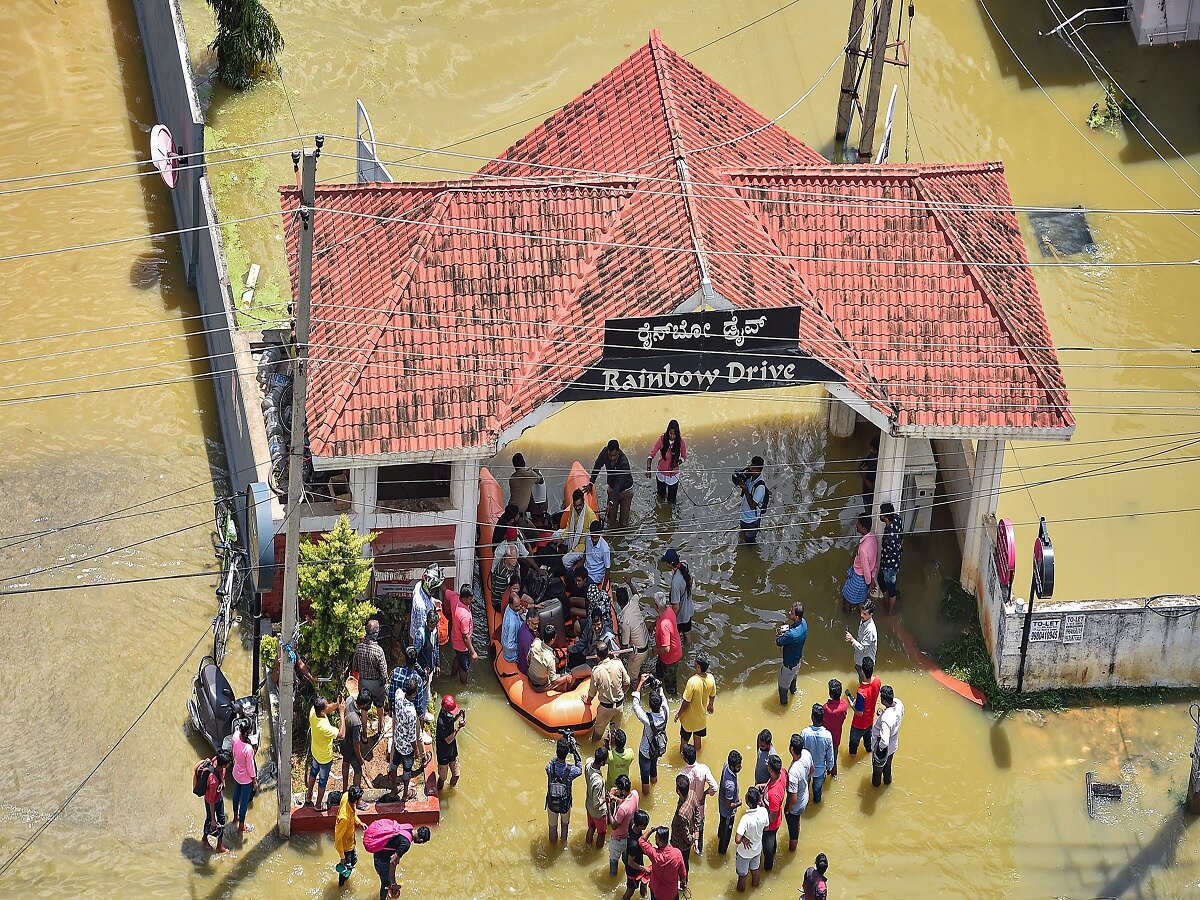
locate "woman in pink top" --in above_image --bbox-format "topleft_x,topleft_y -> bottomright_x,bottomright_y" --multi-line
231,721 -> 257,833
646,419 -> 687,504
841,515 -> 878,612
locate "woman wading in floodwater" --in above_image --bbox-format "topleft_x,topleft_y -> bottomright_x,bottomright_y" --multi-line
646,419 -> 687,504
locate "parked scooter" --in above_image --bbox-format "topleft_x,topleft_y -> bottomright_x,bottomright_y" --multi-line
187,655 -> 259,753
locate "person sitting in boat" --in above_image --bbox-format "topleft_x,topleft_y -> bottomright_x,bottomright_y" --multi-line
517,607 -> 540,676
528,623 -> 578,693
495,526 -> 530,573
566,569 -> 591,627
526,563 -> 567,611
569,612 -> 618,673
558,489 -> 597,569
501,582 -> 532,665
493,504 -> 522,550
491,540 -> 520,609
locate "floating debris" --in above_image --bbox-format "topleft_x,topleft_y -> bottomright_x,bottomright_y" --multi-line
1086,770 -> 1123,818
1028,206 -> 1097,258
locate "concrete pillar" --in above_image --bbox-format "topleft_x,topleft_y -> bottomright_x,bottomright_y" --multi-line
960,439 -> 1005,596
349,466 -> 376,536
872,432 -> 906,534
827,394 -> 857,438
452,459 -> 481,590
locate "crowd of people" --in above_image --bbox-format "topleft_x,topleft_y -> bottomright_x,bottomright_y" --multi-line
192,426 -> 907,898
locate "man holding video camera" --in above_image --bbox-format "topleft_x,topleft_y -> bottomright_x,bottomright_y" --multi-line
733,456 -> 768,544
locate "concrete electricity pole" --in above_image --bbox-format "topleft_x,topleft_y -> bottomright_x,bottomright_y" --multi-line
834,0 -> 870,144
277,143 -> 318,838
1189,704 -> 1200,814
857,0 -> 896,162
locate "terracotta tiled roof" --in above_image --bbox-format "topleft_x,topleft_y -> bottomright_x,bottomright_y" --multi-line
283,31 -> 1073,460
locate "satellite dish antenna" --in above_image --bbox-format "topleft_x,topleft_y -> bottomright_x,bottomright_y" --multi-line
150,124 -> 179,189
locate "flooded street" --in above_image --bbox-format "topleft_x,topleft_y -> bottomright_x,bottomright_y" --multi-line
0,0 -> 1197,897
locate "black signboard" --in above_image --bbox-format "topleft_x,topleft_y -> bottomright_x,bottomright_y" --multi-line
555,306 -> 838,401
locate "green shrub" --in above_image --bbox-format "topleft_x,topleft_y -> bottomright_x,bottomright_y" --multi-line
297,516 -> 377,681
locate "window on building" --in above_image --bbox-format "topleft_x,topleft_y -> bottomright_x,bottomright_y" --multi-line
376,463 -> 452,512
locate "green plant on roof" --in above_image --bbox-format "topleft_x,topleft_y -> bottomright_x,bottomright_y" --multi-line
297,516 -> 377,678
205,0 -> 284,91
1086,80 -> 1141,135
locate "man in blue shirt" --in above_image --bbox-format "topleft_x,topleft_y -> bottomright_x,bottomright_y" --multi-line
584,521 -> 611,586
501,593 -> 529,664
774,602 -> 807,706
800,704 -> 836,804
716,749 -> 742,855
737,456 -> 768,544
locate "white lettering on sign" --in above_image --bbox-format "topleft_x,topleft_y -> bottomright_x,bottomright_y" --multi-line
1062,615 -> 1086,645
722,315 -> 768,347
597,362 -> 798,393
1029,617 -> 1062,643
636,319 -> 712,350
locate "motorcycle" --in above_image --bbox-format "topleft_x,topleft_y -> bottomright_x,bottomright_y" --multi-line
187,654 -> 260,753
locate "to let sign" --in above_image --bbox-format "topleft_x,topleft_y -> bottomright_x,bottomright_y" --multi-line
555,306 -> 839,401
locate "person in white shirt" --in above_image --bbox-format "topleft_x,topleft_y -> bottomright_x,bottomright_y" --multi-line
870,685 -> 905,787
734,786 -> 769,891
844,598 -> 878,683
679,743 -> 717,853
784,733 -> 813,852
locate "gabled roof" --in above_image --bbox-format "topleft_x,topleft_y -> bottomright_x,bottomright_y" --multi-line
284,31 -> 1073,461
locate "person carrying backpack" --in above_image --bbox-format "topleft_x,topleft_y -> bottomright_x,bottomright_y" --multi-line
545,734 -> 583,845
193,749 -> 232,853
630,673 -> 670,795
734,456 -> 769,545
363,819 -> 431,899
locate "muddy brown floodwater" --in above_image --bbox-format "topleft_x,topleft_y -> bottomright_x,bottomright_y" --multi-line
0,0 -> 1197,898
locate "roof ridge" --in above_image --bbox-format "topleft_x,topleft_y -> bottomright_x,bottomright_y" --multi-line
304,176 -> 642,195
730,162 -> 1005,179
648,32 -> 714,298
915,173 -> 1067,405
311,192 -> 454,448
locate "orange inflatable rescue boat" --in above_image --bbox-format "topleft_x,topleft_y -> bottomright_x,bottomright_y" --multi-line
479,462 -> 611,735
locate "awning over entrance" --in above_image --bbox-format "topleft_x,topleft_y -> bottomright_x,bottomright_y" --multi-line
281,30 -> 1074,463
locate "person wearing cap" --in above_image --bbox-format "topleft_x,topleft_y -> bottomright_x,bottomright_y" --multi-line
802,853 -> 830,900
509,452 -> 542,514
870,685 -> 904,787
588,640 -> 631,740
588,438 -> 635,527
653,591 -> 683,697
584,520 -> 612,586
675,652 -> 716,755
616,582 -> 651,682
448,584 -> 478,685
775,601 -> 808,706
845,598 -> 878,683
435,694 -> 466,791
662,548 -> 696,645
411,564 -> 444,645
879,501 -> 904,614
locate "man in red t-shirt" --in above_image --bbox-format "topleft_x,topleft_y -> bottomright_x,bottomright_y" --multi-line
639,825 -> 687,900
758,754 -> 786,872
653,592 -> 683,697
848,656 -> 881,756
447,585 -> 479,685
823,678 -> 850,778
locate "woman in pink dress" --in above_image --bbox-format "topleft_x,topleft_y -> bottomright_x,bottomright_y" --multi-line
646,419 -> 687,504
230,720 -> 258,833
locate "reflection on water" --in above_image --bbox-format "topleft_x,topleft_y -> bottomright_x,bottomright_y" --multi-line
0,0 -> 1198,897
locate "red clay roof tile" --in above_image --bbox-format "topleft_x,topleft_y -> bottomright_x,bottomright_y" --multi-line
282,32 -> 1073,459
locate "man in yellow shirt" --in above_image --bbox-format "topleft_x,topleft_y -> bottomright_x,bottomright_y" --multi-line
306,698 -> 340,811
675,653 -> 716,755
334,785 -> 363,885
559,489 -> 597,567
